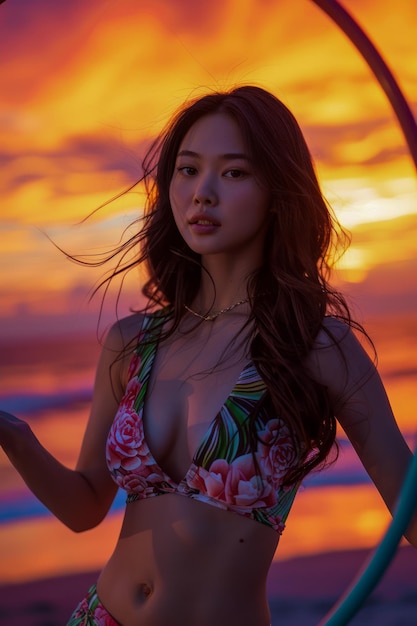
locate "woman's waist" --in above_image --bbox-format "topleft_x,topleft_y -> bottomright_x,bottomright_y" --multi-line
119,492 -> 278,561
96,494 -> 277,623
97,560 -> 271,626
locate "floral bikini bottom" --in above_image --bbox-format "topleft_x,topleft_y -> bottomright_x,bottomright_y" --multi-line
67,584 -> 120,626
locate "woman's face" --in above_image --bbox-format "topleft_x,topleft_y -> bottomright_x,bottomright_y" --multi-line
169,113 -> 270,266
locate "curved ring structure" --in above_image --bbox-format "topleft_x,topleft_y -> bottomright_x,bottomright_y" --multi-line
310,1 -> 417,623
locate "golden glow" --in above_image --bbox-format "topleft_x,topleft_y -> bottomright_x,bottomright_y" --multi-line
278,484 -> 397,562
0,513 -> 122,583
336,246 -> 371,282
1,0 -> 417,584
0,483 -> 399,583
2,1 -> 417,272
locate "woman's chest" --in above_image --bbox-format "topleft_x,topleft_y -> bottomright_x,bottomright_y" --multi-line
143,344 -> 247,459
142,326 -> 250,478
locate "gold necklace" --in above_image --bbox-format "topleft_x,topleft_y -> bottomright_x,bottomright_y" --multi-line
184,298 -> 250,322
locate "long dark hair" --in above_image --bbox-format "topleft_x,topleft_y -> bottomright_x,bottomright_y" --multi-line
88,85 -> 360,482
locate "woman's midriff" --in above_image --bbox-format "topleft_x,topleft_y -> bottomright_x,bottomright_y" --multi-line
97,494 -> 279,626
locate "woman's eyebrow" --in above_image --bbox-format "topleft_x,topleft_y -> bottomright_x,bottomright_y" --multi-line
177,149 -> 251,161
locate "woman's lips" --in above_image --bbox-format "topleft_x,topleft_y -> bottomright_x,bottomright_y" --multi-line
189,214 -> 220,234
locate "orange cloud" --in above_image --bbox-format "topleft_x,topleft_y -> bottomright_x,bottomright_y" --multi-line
0,2 -> 416,585
1,0 -> 416,321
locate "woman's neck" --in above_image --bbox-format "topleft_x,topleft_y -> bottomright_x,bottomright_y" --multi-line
195,275 -> 248,313
196,255 -> 258,311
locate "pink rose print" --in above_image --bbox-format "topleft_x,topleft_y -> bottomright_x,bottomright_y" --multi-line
258,419 -> 298,485
189,455 -> 276,509
121,472 -> 149,495
272,516 -> 286,535
121,466 -> 169,495
118,377 -> 141,414
225,454 -> 276,508
72,597 -> 89,619
94,604 -> 119,625
106,407 -> 146,472
188,459 -> 228,500
127,351 -> 141,380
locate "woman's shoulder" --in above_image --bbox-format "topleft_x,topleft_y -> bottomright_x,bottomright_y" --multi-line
104,313 -> 146,352
104,306 -> 171,352
101,309 -> 168,391
309,315 -> 374,365
312,315 -> 353,347
306,316 -> 376,408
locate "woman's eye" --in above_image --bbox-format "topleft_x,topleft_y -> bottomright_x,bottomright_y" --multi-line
225,169 -> 245,178
178,166 -> 197,176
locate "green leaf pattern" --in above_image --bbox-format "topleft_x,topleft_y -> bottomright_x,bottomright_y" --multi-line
107,308 -> 302,534
67,584 -> 119,625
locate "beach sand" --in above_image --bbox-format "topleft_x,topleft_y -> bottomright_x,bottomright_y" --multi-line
268,545 -> 417,625
0,545 -> 416,625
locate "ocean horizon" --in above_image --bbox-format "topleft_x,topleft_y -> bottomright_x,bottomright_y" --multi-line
1,381 -> 415,525
1,377 -> 396,526
0,319 -> 416,583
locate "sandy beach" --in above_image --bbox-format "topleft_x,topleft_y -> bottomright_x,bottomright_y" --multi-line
0,545 -> 416,625
267,545 -> 417,625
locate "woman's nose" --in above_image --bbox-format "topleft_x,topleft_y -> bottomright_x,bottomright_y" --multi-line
193,175 -> 218,206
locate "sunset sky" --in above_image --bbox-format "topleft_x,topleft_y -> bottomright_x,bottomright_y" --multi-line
0,0 -> 417,584
1,0 -> 416,337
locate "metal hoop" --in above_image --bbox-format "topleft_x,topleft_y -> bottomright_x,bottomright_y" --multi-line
310,1 -> 417,623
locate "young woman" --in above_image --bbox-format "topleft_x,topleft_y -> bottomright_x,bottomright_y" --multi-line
1,86 -> 416,626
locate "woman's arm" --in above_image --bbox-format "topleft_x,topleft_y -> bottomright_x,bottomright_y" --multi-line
0,317 -> 138,532
306,317 -> 417,547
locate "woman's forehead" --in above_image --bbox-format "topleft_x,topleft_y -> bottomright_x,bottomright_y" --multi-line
178,113 -> 247,157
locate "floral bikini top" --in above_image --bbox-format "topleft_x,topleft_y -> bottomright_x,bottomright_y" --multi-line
106,309 -> 302,534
